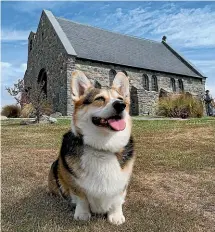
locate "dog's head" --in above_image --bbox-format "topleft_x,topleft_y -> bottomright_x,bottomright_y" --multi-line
70,70 -> 132,152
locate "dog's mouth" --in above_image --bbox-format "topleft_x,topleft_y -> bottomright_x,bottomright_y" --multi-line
92,115 -> 126,131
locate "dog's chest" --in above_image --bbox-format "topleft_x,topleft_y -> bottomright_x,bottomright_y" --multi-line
76,146 -> 129,197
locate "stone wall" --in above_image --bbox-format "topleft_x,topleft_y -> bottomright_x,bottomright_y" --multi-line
24,12 -> 205,116
68,59 -> 205,116
66,56 -> 76,115
24,11 -> 70,115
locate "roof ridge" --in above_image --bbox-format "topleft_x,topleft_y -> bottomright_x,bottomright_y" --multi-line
162,41 -> 205,77
56,16 -> 161,45
44,10 -> 77,56
49,10 -> 204,79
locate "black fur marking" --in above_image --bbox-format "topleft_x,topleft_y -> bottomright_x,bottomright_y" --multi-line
60,131 -> 84,178
52,159 -> 68,200
83,89 -> 101,104
52,159 -> 59,186
119,136 -> 134,168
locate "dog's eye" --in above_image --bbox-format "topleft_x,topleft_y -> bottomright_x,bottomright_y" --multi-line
94,96 -> 105,102
118,97 -> 124,101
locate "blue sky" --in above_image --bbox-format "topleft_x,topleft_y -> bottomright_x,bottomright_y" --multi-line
1,1 -> 215,106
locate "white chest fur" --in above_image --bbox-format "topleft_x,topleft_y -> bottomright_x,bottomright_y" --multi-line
77,146 -> 130,196
75,146 -> 130,213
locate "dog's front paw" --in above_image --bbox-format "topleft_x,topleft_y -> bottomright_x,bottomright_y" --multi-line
108,212 -> 125,225
74,199 -> 91,221
74,211 -> 91,221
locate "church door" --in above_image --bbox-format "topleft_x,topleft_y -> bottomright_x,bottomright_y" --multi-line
130,86 -> 139,116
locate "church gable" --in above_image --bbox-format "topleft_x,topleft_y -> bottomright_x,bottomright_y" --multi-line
24,10 -> 74,115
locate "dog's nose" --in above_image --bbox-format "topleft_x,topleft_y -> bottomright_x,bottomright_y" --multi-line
112,101 -> 126,114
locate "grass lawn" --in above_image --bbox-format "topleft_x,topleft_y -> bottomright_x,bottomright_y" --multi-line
1,118 -> 215,232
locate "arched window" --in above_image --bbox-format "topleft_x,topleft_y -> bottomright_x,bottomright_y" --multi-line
142,74 -> 149,91
109,69 -> 116,86
94,80 -> 102,89
151,75 -> 158,91
37,68 -> 47,96
171,78 -> 176,92
178,79 -> 184,92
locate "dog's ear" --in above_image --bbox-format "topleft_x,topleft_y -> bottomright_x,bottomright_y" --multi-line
112,72 -> 130,100
71,70 -> 92,102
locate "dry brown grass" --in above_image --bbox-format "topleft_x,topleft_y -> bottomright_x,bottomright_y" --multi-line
1,118 -> 215,232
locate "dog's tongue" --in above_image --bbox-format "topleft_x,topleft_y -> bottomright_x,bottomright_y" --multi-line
107,119 -> 126,131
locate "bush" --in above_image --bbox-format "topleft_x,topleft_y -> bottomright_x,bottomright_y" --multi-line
21,102 -> 53,118
1,105 -> 21,118
157,93 -> 203,118
21,103 -> 36,118
41,102 -> 53,116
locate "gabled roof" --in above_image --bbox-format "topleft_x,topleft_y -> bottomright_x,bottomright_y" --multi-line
44,10 -> 205,78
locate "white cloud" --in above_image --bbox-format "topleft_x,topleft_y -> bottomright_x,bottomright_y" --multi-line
101,4 -> 215,48
152,6 -> 215,48
1,62 -> 27,86
1,62 -> 27,106
1,29 -> 31,41
191,60 -> 215,76
20,63 -> 27,72
1,62 -> 12,68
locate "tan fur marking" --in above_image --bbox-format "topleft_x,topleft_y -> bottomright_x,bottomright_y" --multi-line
58,157 -> 86,199
48,155 -> 87,200
121,158 -> 135,173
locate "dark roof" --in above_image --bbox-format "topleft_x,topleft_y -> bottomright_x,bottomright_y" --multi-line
53,16 -> 203,78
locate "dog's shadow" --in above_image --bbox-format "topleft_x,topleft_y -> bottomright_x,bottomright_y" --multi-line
2,187 -> 107,231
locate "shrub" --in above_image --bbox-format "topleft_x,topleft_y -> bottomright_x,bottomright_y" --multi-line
157,93 -> 203,118
41,102 -> 53,116
21,102 -> 53,118
1,105 -> 21,118
21,103 -> 36,118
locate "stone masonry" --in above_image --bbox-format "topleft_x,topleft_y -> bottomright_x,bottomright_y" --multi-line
24,10 -> 206,116
24,11 -> 69,115
69,59 -> 205,116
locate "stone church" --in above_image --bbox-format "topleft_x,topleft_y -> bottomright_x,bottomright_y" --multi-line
24,10 -> 206,116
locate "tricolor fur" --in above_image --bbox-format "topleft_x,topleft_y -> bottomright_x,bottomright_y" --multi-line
48,70 -> 135,225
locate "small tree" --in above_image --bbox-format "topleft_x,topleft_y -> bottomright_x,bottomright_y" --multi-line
5,79 -> 27,107
6,78 -> 51,123
26,81 -> 47,123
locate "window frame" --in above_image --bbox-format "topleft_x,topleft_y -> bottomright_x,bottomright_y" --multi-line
171,78 -> 176,92
142,74 -> 149,91
151,75 -> 158,92
178,79 -> 184,92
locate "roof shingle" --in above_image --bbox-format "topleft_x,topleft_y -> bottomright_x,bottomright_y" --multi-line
55,16 -> 203,78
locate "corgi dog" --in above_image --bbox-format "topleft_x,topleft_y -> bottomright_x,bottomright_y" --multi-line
48,70 -> 135,225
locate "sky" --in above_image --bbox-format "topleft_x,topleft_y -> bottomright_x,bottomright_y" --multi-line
1,1 -> 215,106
